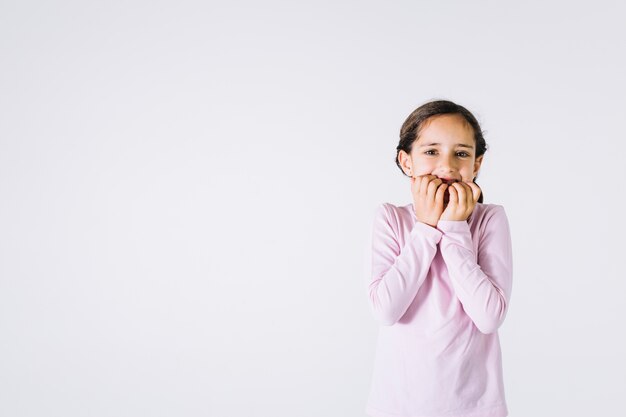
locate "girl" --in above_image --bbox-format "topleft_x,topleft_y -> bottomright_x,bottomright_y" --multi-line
365,100 -> 513,417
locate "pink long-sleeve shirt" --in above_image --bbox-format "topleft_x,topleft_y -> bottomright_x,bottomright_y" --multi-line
365,202 -> 513,417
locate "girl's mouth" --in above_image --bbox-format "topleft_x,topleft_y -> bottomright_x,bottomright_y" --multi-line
440,177 -> 459,185
440,178 -> 457,204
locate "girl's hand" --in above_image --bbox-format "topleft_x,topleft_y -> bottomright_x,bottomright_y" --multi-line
439,181 -> 482,222
411,174 -> 449,228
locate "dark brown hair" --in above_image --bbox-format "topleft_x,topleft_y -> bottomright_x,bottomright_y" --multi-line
395,99 -> 488,203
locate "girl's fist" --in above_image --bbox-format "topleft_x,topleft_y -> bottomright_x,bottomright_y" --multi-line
411,174 -> 449,228
439,181 -> 482,222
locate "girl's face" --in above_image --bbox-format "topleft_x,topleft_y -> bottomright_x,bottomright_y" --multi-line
399,114 -> 483,185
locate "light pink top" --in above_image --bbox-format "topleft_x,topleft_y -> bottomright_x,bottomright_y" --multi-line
365,202 -> 513,417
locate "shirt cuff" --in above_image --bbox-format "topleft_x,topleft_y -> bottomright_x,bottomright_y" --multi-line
410,221 -> 443,245
436,219 -> 471,234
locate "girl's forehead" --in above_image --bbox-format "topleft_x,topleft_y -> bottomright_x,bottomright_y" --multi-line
417,116 -> 474,142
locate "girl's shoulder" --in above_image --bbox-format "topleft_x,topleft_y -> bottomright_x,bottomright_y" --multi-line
374,201 -> 415,223
470,202 -> 507,218
370,202 -> 415,234
467,203 -> 510,233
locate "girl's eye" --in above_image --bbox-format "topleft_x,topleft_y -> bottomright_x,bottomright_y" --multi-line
457,152 -> 470,157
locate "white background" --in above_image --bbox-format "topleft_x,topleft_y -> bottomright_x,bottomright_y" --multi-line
1,1 -> 625,416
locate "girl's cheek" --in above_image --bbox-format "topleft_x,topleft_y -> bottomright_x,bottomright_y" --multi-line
415,163 -> 434,176
461,173 -> 474,183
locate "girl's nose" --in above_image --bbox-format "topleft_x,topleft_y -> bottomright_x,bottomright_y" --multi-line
439,155 -> 457,171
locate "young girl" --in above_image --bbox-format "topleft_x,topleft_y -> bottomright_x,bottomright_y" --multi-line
365,100 -> 513,417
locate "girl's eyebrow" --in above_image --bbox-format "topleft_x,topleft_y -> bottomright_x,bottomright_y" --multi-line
418,142 -> 473,149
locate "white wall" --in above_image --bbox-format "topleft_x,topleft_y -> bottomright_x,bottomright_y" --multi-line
1,1 -> 624,416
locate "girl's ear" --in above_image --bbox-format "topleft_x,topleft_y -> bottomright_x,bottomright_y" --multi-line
473,155 -> 484,178
398,150 -> 413,176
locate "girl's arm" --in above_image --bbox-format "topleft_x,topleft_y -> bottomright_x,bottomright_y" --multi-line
437,205 -> 513,334
367,203 -> 442,326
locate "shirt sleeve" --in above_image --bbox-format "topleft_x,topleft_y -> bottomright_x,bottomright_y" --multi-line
436,205 -> 513,334
366,203 -> 443,326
